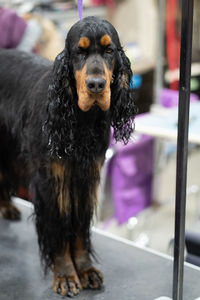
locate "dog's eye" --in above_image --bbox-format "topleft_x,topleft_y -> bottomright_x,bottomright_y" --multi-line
77,48 -> 87,56
105,48 -> 114,54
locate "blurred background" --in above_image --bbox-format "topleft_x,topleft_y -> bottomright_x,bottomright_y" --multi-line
1,0 -> 200,266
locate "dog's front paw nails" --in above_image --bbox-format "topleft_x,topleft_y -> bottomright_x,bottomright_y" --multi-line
0,203 -> 21,220
79,267 -> 104,290
53,274 -> 82,297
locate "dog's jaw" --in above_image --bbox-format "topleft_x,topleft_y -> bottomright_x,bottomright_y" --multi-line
77,90 -> 111,112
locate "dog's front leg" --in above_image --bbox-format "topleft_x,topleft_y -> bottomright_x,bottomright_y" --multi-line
53,244 -> 82,297
0,181 -> 21,220
33,167 -> 82,297
72,236 -> 104,290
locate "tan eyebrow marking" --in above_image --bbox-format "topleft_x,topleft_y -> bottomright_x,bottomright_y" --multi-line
100,34 -> 112,47
78,37 -> 91,49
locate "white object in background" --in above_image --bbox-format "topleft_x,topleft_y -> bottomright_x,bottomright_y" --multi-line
17,19 -> 42,52
154,297 -> 172,300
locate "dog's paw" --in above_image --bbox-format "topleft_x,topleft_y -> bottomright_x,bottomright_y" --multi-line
79,267 -> 104,290
0,202 -> 21,220
53,274 -> 82,297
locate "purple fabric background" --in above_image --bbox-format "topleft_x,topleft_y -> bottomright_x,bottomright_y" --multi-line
0,8 -> 27,48
109,135 -> 154,224
161,88 -> 198,108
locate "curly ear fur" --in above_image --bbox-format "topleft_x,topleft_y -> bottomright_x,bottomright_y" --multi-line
110,47 -> 137,144
45,46 -> 136,158
45,49 -> 78,159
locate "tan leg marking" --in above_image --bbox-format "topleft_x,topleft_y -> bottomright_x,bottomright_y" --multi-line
50,161 -> 70,215
73,237 -> 104,289
53,244 -> 82,297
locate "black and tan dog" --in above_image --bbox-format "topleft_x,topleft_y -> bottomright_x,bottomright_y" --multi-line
0,16 -> 136,297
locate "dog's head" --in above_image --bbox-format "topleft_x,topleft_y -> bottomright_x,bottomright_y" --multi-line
66,16 -> 121,112
47,17 -> 136,157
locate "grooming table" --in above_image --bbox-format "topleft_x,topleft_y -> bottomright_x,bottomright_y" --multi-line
0,199 -> 200,300
135,102 -> 200,144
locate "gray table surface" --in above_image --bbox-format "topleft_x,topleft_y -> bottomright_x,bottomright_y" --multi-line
0,198 -> 200,300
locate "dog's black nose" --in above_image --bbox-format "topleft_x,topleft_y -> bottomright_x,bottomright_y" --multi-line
86,77 -> 106,93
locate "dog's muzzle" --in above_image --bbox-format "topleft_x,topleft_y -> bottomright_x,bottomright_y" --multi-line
75,61 -> 112,112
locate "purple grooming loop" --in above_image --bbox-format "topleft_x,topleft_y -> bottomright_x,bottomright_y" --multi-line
78,0 -> 83,20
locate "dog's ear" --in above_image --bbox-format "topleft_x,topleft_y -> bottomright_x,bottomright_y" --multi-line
110,47 -> 137,144
44,50 -> 77,158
